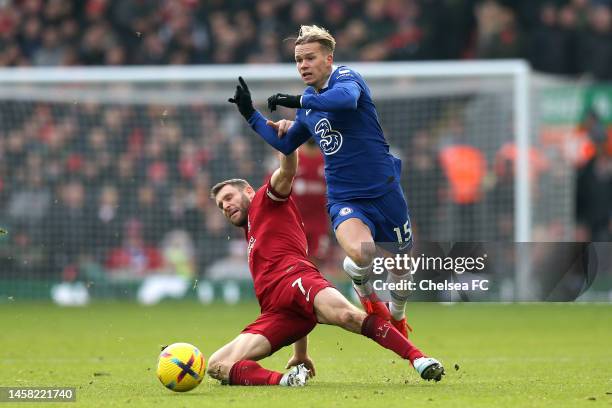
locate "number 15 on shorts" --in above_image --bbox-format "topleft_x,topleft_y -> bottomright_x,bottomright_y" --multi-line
393,220 -> 412,249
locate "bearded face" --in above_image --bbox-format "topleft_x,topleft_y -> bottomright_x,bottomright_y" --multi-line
215,185 -> 252,227
229,193 -> 250,227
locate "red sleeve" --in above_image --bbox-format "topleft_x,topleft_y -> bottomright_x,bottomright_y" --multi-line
264,177 -> 291,203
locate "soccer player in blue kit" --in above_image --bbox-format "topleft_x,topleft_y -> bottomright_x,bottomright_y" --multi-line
229,25 -> 419,340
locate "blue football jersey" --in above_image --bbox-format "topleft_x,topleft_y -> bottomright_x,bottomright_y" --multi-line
248,65 -> 401,201
297,65 -> 401,201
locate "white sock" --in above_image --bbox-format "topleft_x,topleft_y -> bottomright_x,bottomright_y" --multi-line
388,270 -> 412,320
343,256 -> 373,297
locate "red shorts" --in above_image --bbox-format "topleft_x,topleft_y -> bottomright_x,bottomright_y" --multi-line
242,265 -> 333,354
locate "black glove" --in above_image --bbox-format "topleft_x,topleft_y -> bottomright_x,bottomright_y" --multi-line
267,93 -> 302,112
228,76 -> 255,120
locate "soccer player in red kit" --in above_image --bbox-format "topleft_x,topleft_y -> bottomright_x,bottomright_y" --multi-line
207,149 -> 444,386
293,138 -> 330,262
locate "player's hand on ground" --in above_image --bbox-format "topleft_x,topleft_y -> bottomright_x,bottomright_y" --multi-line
266,119 -> 294,138
286,354 -> 315,377
228,76 -> 255,120
267,93 -> 301,111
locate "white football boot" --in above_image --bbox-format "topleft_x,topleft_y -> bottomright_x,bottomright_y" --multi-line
413,357 -> 445,382
279,363 -> 310,386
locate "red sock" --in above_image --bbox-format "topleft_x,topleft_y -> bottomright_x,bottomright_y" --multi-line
229,360 -> 283,386
361,315 -> 424,364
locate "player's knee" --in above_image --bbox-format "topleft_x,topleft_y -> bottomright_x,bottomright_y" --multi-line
337,307 -> 366,332
345,243 -> 376,267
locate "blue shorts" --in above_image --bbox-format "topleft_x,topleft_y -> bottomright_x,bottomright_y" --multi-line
328,183 -> 413,252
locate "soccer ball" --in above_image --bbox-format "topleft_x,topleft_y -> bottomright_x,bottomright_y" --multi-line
157,342 -> 206,392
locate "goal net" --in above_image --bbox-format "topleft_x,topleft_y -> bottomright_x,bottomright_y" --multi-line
0,61 -> 577,301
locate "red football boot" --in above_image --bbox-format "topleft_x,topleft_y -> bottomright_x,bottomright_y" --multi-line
390,316 -> 413,339
354,289 -> 391,321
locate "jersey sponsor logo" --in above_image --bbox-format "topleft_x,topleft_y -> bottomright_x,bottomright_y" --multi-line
314,118 -> 343,155
247,236 -> 256,261
339,207 -> 353,216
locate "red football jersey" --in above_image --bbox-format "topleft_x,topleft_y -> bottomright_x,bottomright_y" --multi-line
244,179 -> 313,303
293,149 -> 327,222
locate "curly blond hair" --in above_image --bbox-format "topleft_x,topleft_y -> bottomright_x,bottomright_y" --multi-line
295,25 -> 336,54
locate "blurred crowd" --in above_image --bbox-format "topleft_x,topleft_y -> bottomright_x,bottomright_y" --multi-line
0,102 -> 264,281
0,0 -> 611,284
0,94 -> 610,282
0,0 -> 611,78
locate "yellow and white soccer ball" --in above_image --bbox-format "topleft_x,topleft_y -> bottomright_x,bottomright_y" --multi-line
157,342 -> 206,392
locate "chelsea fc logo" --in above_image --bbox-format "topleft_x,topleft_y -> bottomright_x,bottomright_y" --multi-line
339,207 -> 353,216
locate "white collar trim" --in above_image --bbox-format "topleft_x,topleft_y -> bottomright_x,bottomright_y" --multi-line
321,65 -> 338,90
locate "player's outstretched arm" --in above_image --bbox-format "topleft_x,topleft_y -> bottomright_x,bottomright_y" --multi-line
301,82 -> 361,111
266,119 -> 294,137
268,82 -> 361,112
227,77 -> 310,154
228,76 -> 255,120
248,111 -> 310,155
270,150 -> 298,198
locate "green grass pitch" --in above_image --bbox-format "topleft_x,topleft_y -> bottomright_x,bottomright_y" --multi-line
1,302 -> 611,407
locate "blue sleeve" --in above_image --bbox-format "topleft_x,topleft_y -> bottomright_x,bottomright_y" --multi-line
247,111 -> 311,155
300,81 -> 361,111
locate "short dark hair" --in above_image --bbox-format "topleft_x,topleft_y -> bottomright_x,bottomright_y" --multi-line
210,178 -> 250,199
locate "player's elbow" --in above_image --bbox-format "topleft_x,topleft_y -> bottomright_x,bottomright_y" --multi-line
339,89 -> 359,110
345,96 -> 358,110
279,147 -> 293,155
278,143 -> 297,156
334,98 -> 357,111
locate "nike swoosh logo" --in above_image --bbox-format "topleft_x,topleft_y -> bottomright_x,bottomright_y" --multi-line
306,287 -> 312,302
378,324 -> 391,339
398,241 -> 412,251
306,109 -> 311,116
